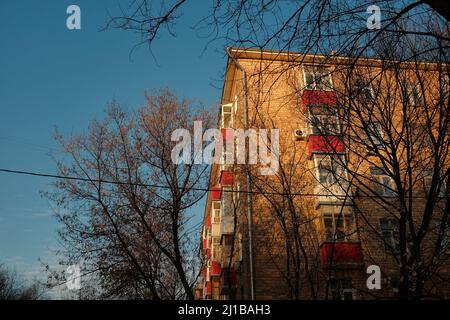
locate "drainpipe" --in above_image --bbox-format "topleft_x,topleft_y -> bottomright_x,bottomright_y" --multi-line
226,47 -> 255,300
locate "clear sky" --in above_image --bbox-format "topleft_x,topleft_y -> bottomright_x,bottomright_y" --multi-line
0,0 -> 225,287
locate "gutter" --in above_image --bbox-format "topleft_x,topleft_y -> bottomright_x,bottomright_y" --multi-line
225,47 -> 255,300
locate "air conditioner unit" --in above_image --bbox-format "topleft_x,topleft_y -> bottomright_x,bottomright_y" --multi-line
294,129 -> 308,140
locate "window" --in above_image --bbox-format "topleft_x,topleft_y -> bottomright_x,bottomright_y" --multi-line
404,82 -> 423,107
303,66 -> 333,90
330,279 -> 354,300
435,220 -> 450,254
309,106 -> 340,135
380,218 -> 399,252
423,170 -> 446,197
221,103 -> 233,128
233,183 -> 241,206
317,155 -> 347,190
370,167 -> 396,196
322,206 -> 356,242
221,187 -> 233,217
353,76 -> 373,103
366,121 -> 384,148
441,73 -> 450,99
212,237 -> 220,260
212,201 -> 221,223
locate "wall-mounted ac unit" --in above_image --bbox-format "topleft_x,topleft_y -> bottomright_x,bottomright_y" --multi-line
294,129 -> 308,140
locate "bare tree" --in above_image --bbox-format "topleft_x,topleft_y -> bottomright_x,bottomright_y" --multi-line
0,264 -> 43,300
44,89 -> 214,299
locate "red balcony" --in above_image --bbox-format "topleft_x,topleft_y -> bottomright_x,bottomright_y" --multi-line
203,239 -> 210,252
211,186 -> 222,201
210,261 -> 222,277
307,135 -> 345,155
320,242 -> 363,267
201,267 -> 206,279
220,171 -> 234,186
302,90 -> 337,106
221,128 -> 234,142
220,268 -> 237,294
205,281 -> 212,295
205,215 -> 212,228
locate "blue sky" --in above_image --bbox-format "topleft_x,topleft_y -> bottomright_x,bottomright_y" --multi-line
0,0 -> 225,287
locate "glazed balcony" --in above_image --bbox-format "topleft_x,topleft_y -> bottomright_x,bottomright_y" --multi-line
220,214 -> 234,237
307,135 -> 345,155
302,90 -> 337,106
320,242 -> 363,268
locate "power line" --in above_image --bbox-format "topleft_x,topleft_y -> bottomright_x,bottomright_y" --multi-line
0,167 -> 440,199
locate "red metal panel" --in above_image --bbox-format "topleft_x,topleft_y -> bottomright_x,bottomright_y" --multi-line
211,186 -> 222,201
205,215 -> 212,228
220,171 -> 234,186
221,128 -> 234,142
302,90 -> 337,105
210,261 -> 222,276
307,135 -> 345,154
201,267 -> 206,279
320,242 -> 362,265
205,281 -> 212,295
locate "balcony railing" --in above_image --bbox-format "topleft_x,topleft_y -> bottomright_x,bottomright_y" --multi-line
320,242 -> 363,268
205,215 -> 212,228
210,260 -> 222,277
220,171 -> 234,186
204,281 -> 212,296
302,90 -> 337,106
307,135 -> 345,155
211,186 -> 222,201
221,128 -> 234,142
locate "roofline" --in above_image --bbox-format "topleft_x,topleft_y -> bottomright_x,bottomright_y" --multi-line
226,47 -> 447,70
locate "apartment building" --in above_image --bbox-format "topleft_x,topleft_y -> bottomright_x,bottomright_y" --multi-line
197,48 -> 450,300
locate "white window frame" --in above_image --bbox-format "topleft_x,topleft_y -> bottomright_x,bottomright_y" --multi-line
309,112 -> 341,135
314,155 -> 349,196
380,218 -> 399,252
404,82 -> 423,107
212,201 -> 221,223
302,65 -> 334,91
423,170 -> 446,197
371,167 -> 396,196
322,207 -> 355,242
221,103 -> 233,128
366,121 -> 384,148
353,76 -> 373,103
330,279 -> 355,300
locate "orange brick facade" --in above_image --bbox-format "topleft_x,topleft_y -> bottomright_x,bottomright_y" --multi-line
197,48 -> 450,300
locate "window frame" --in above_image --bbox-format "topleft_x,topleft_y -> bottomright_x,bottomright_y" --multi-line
302,66 -> 334,91
221,103 -> 234,128
322,206 -> 356,242
315,155 -> 349,195
353,76 -> 373,103
379,218 -> 400,253
370,167 -> 396,196
308,106 -> 341,135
